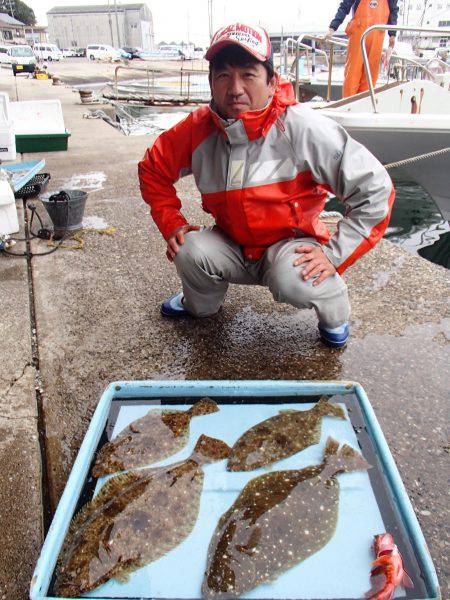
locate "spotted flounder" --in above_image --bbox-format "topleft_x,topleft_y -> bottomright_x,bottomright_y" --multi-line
227,397 -> 345,471
92,397 -> 219,477
54,434 -> 231,597
203,438 -> 369,598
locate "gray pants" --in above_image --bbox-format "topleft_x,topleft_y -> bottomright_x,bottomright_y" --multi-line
174,227 -> 350,328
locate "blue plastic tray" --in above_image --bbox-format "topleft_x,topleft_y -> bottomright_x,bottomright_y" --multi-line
29,381 -> 440,600
1,159 -> 46,191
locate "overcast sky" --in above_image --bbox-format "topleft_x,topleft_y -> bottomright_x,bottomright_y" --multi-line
27,0 -> 343,46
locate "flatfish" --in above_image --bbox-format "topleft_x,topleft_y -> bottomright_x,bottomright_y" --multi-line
54,434 -> 231,597
92,397 -> 219,477
227,397 -> 346,471
203,438 -> 369,598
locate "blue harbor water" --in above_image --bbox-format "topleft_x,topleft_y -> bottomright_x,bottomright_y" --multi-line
327,183 -> 450,269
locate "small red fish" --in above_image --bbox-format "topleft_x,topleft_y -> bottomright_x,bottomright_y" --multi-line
366,533 -> 414,600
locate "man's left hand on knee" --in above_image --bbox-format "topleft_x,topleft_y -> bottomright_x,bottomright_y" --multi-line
293,245 -> 336,286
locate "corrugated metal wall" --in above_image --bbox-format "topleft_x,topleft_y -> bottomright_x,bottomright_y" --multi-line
47,7 -> 154,50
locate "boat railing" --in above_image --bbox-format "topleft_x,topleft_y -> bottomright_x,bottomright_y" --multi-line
112,64 -> 210,104
387,53 -> 440,83
283,37 -> 330,84
425,56 -> 450,73
361,25 -> 450,112
296,33 -> 348,49
286,37 -> 330,69
286,35 -> 348,101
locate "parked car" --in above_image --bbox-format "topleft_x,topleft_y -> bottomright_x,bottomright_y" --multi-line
61,48 -> 75,57
86,44 -> 121,61
34,43 -> 63,61
417,48 -> 438,60
0,44 -> 36,73
121,46 -> 141,59
74,48 -> 86,57
117,48 -> 132,59
159,44 -> 193,59
136,50 -> 154,60
0,44 -> 10,64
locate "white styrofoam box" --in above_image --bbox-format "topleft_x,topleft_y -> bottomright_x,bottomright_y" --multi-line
0,121 -> 17,161
0,179 -> 19,235
9,99 -> 66,135
0,92 -> 11,123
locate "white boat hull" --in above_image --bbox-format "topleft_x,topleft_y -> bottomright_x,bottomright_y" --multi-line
319,80 -> 450,220
337,125 -> 450,220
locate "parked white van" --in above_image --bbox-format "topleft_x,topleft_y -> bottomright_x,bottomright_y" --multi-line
34,43 -> 63,61
0,44 -> 36,73
0,44 -> 13,64
86,44 -> 121,61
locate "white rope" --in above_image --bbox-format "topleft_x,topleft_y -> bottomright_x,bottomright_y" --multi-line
384,146 -> 450,170
319,210 -> 344,220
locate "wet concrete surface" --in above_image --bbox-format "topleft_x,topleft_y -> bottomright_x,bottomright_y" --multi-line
0,70 -> 449,597
0,205 -> 43,600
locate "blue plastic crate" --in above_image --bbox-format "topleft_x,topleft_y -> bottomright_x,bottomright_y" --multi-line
30,380 -> 440,600
1,159 -> 45,191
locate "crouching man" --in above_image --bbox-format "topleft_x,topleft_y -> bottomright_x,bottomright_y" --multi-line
138,22 -> 395,348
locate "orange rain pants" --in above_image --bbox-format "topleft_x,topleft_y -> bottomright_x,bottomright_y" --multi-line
342,0 -> 390,97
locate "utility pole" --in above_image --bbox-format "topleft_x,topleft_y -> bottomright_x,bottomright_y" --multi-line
403,0 -> 411,42
187,9 -> 190,46
107,0 -> 114,45
416,0 -> 431,50
7,0 -> 15,18
419,0 -> 431,27
280,26 -> 284,74
113,0 -> 121,47
208,0 -> 213,41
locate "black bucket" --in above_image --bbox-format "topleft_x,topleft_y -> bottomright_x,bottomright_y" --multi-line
42,189 -> 87,238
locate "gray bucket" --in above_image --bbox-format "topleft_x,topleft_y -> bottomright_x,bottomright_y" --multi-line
42,189 -> 87,238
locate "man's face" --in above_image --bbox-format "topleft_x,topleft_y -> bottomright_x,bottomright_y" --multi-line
210,60 -> 277,119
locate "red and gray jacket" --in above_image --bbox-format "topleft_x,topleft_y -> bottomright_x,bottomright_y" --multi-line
138,79 -> 395,274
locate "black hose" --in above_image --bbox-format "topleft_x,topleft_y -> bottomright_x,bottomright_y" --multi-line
1,196 -> 69,257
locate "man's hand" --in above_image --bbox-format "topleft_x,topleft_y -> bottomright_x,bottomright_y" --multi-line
325,28 -> 335,39
294,245 -> 336,286
388,35 -> 395,49
166,224 -> 200,261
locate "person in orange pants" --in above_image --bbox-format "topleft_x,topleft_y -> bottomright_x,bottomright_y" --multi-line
327,0 -> 398,97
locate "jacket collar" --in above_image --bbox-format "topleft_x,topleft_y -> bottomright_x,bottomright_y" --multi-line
208,77 -> 298,143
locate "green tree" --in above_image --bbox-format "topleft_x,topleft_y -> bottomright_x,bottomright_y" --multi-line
0,0 -> 36,26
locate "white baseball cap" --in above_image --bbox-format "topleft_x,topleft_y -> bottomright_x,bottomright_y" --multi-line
205,23 -> 271,62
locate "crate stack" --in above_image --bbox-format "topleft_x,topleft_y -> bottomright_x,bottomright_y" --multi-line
0,92 -> 16,161
9,99 -> 70,152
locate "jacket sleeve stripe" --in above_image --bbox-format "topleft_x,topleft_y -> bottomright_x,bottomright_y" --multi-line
336,184 -> 396,274
284,107 -> 396,272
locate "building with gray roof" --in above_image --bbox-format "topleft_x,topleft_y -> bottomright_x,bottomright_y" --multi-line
0,12 -> 26,44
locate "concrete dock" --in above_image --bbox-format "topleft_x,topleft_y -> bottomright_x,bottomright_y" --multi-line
0,63 -> 448,599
